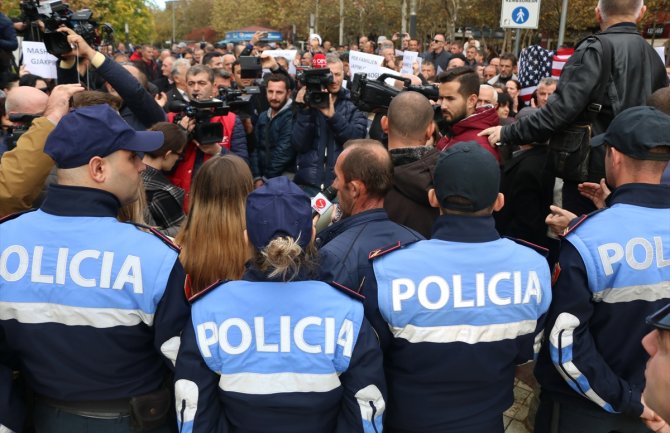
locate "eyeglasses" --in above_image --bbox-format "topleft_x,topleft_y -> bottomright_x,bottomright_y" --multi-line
433,39 -> 444,43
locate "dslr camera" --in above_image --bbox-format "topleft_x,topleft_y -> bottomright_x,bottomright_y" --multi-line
297,68 -> 333,109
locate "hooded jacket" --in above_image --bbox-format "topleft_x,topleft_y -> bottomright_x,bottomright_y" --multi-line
384,146 -> 440,238
436,106 -> 500,162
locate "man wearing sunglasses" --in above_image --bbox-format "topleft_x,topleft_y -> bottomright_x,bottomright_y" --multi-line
533,106 -> 670,433
421,33 -> 451,73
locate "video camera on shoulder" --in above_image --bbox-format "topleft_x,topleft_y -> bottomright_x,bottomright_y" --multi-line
19,0 -> 107,57
350,72 -> 439,113
297,68 -> 333,109
167,99 -> 231,145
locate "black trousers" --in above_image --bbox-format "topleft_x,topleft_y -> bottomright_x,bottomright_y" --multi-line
534,392 -> 652,433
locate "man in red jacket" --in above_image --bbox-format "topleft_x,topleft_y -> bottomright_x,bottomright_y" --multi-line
436,67 -> 500,162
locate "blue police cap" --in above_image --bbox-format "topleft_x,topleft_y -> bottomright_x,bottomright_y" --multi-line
245,177 -> 313,250
434,141 -> 500,212
44,104 -> 164,169
591,106 -> 670,161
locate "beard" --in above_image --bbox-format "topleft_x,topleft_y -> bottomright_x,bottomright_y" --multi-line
444,111 -> 467,126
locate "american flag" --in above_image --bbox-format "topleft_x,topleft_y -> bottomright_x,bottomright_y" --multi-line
518,45 -> 554,105
552,47 -> 575,79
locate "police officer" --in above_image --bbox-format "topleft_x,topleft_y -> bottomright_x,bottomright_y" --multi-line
317,139 -> 423,314
534,106 -> 670,433
370,141 -> 552,433
0,104 -> 190,432
174,176 -> 386,433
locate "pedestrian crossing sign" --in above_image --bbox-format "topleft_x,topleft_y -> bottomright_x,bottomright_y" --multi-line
500,0 -> 541,29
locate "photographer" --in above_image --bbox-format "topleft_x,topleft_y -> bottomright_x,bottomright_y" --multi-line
0,83 -> 84,217
167,64 -> 247,211
291,53 -> 367,195
57,27 -> 166,131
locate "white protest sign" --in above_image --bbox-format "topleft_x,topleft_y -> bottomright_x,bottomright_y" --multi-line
22,41 -> 58,79
264,49 -> 299,75
401,51 -> 419,74
348,51 -> 383,79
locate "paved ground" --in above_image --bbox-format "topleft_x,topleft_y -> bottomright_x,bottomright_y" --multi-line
504,378 -> 536,433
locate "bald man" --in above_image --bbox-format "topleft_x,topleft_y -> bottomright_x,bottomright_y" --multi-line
381,91 -> 440,238
0,84 -> 84,216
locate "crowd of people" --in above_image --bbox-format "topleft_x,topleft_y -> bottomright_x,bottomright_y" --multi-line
0,0 -> 670,432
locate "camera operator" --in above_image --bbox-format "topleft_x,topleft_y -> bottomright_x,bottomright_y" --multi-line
56,27 -> 166,131
0,83 -> 84,216
167,64 -> 248,211
291,53 -> 367,196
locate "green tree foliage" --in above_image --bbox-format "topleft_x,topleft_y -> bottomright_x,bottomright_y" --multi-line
1,0 -> 155,45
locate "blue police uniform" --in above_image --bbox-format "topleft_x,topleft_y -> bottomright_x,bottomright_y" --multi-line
370,215 -> 552,433
174,266 -> 387,433
317,208 -> 424,342
534,183 -> 670,433
0,184 -> 190,430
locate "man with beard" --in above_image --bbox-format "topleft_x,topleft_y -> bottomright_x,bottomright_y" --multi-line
250,74 -> 295,187
292,54 -> 367,196
317,140 -> 423,295
487,52 -> 518,86
436,67 -> 500,162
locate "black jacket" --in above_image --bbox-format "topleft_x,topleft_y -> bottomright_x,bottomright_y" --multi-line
501,23 -> 668,180
494,146 -> 554,248
384,146 -> 440,239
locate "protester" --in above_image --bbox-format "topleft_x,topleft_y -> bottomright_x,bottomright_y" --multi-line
382,92 -> 440,238
435,67 -> 500,162
481,0 -> 668,216
142,122 -> 188,237
175,155 -> 253,295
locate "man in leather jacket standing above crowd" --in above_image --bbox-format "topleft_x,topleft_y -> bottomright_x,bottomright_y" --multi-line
481,0 -> 668,215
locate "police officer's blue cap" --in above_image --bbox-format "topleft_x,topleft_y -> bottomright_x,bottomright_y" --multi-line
434,141 -> 500,212
591,106 -> 670,161
647,303 -> 670,331
45,104 -> 164,169
245,176 -> 313,250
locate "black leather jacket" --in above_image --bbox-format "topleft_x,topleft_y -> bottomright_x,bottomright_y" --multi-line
501,22 -> 668,179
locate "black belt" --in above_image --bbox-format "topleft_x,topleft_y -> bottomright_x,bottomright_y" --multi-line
37,395 -> 131,419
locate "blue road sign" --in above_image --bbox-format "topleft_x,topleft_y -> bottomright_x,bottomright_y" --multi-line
512,6 -> 529,24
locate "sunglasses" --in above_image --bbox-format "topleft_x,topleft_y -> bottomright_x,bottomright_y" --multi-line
433,39 -> 444,43
647,303 -> 670,331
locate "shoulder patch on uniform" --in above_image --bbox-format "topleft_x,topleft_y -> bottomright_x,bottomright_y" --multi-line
187,275 -> 227,304
505,237 -> 549,257
327,281 -> 366,302
561,208 -> 606,238
0,208 -> 37,224
368,239 -> 420,261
